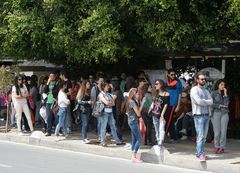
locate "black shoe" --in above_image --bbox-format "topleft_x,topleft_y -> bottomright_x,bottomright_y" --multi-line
116,142 -> 126,146
45,133 -> 51,136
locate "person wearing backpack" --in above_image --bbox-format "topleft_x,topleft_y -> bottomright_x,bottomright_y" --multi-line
98,82 -> 122,147
90,76 -> 104,138
125,88 -> 145,163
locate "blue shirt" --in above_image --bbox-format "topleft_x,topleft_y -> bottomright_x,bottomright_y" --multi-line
166,80 -> 182,106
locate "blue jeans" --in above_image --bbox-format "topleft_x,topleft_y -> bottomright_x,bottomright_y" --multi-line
128,120 -> 142,153
55,107 -> 68,136
100,112 -> 120,144
46,103 -> 54,134
194,115 -> 210,157
81,112 -> 89,140
152,116 -> 166,144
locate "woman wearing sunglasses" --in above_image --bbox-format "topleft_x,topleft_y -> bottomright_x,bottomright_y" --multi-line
149,80 -> 169,147
12,75 -> 34,136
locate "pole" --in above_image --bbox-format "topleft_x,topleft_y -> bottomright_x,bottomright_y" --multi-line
221,59 -> 226,78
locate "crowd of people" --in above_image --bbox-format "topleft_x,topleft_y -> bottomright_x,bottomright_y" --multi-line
0,69 -> 230,163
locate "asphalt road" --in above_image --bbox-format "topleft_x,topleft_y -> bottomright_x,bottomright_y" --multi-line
0,141 -> 211,173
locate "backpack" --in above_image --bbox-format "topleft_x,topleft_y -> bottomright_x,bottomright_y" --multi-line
92,100 -> 104,117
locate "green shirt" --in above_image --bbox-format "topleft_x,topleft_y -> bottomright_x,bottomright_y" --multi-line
143,92 -> 152,109
46,82 -> 56,104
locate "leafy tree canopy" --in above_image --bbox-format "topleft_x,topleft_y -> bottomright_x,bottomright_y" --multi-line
0,0 -> 239,65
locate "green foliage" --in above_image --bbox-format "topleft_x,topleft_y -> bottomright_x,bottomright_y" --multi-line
0,0 -> 239,65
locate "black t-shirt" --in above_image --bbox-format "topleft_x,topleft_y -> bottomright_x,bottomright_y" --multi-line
151,95 -> 170,117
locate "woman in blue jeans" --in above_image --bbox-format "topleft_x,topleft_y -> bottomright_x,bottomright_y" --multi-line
55,81 -> 70,141
149,80 -> 169,147
76,80 -> 92,143
98,82 -> 122,147
126,88 -> 145,163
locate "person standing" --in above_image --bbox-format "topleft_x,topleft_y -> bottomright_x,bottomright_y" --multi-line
59,70 -> 72,132
126,88 -> 145,163
12,75 -> 34,135
44,72 -> 59,136
142,84 -> 154,145
211,79 -> 229,154
150,80 -> 170,147
55,81 -> 70,141
98,82 -> 122,147
90,76 -> 104,136
190,73 -> 213,161
76,80 -> 92,143
166,69 -> 182,142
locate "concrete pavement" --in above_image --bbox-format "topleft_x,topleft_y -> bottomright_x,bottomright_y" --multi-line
0,129 -> 240,173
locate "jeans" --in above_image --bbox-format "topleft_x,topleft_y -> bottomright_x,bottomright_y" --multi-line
55,107 -> 68,136
211,111 -> 229,149
152,116 -> 166,144
100,112 -> 120,144
81,112 -> 89,140
66,105 -> 72,131
46,103 -> 54,134
194,115 -> 209,157
128,120 -> 142,153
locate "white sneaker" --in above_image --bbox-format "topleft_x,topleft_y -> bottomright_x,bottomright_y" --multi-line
19,132 -> 24,136
179,129 -> 187,135
83,139 -> 90,144
55,136 -> 60,142
106,132 -> 111,137
181,136 -> 188,140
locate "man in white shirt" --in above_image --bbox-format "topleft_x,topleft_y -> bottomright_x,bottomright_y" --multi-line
190,73 -> 213,162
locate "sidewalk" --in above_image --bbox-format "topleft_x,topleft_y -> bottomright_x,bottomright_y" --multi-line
0,129 -> 240,173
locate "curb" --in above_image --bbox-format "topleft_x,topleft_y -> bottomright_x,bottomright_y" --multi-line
0,132 -> 240,173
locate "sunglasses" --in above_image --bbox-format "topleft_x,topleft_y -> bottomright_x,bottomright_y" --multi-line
170,73 -> 175,76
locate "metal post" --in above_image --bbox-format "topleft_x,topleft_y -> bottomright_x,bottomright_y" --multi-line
222,59 -> 226,78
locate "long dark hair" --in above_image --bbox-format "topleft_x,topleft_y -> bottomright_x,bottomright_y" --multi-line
14,75 -> 24,96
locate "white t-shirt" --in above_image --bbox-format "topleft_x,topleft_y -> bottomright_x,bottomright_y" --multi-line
58,90 -> 70,108
12,85 -> 28,104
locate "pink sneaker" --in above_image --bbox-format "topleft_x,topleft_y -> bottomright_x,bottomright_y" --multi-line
214,148 -> 220,154
218,148 -> 224,154
131,157 -> 143,163
199,154 -> 206,162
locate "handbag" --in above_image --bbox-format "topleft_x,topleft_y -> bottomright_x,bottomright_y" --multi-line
51,102 -> 59,114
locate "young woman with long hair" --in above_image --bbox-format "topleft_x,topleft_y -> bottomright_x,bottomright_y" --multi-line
126,88 -> 145,163
149,80 -> 170,147
211,79 -> 229,154
98,82 -> 122,147
76,80 -> 92,143
12,75 -> 34,136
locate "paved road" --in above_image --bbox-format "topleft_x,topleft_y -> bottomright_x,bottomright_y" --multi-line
0,141 -> 211,173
